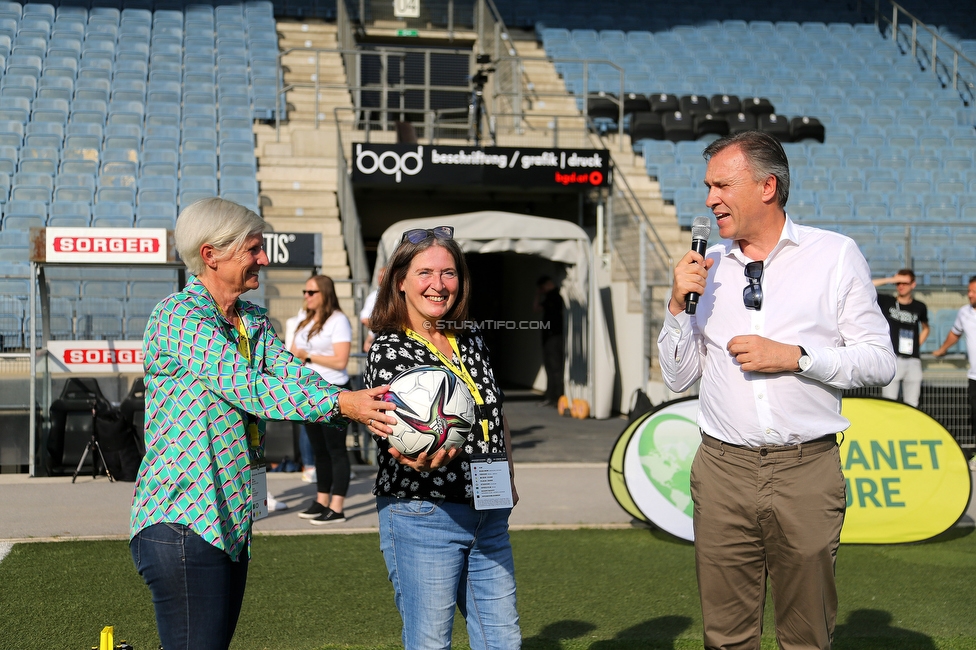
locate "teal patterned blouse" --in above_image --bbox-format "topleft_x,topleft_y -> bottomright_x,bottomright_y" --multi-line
130,276 -> 345,561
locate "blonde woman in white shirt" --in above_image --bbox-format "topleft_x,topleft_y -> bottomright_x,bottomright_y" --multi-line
290,275 -> 353,524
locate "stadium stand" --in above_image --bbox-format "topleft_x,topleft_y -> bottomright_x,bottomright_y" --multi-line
530,11 -> 975,285
0,0 -> 973,354
0,0 -> 280,349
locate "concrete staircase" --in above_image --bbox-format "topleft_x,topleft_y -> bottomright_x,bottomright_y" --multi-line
253,20 -> 358,337
509,33 -> 685,309
509,32 -> 688,396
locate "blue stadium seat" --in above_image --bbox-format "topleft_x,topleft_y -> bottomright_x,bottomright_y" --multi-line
91,201 -> 134,227
18,147 -> 59,174
48,200 -> 92,226
83,280 -> 128,298
2,198 -> 47,229
943,247 -> 974,286
889,195 -> 923,221
910,245 -> 942,284
0,295 -> 23,348
179,189 -> 214,208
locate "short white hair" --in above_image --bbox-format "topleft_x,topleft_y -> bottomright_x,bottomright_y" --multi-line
175,198 -> 266,276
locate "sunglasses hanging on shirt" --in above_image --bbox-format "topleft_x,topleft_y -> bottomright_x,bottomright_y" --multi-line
743,261 -> 764,311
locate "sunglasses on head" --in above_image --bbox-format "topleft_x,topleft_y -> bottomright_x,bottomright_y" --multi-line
743,261 -> 763,311
400,225 -> 455,245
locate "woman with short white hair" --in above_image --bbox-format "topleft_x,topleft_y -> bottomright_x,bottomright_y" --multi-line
129,198 -> 395,650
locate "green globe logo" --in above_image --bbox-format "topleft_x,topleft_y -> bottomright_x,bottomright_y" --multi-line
636,413 -> 698,517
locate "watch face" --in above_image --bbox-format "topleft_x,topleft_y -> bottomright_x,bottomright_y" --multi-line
799,356 -> 812,372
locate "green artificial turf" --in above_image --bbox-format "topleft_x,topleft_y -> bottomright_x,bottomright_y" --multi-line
1,528 -> 975,649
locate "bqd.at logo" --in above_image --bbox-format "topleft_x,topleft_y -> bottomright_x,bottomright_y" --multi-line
355,144 -> 423,182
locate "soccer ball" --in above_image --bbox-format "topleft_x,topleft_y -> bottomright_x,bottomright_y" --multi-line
383,366 -> 476,458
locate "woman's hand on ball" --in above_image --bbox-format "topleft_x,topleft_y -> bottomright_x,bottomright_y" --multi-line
339,386 -> 396,435
389,445 -> 458,472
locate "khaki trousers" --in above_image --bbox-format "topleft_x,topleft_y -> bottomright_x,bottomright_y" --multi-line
690,434 -> 846,650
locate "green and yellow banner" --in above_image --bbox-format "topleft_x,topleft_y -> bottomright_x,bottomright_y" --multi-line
609,397 -> 972,544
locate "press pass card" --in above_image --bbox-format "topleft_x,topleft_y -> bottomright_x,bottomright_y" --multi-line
470,452 -> 514,510
250,464 -> 269,521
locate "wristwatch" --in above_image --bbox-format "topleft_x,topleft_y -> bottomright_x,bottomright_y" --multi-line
796,346 -> 812,373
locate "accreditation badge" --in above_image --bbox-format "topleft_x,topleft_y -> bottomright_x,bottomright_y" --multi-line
470,452 -> 514,510
898,328 -> 914,356
250,461 -> 269,521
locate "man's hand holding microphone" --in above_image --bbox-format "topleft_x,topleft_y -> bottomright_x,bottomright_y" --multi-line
669,216 -> 714,316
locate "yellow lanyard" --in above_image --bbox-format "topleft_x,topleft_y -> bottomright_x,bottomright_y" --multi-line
235,318 -> 251,361
404,328 -> 489,441
235,318 -> 261,450
204,287 -> 261,452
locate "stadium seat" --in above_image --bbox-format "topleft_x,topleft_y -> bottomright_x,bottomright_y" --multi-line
790,116 -> 825,143
91,201 -> 134,227
662,111 -> 694,142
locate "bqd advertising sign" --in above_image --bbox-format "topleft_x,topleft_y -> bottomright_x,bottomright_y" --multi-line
609,397 -> 972,544
351,143 -> 610,189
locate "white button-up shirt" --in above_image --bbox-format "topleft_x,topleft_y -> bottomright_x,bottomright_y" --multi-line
950,304 -> 976,380
658,216 -> 896,446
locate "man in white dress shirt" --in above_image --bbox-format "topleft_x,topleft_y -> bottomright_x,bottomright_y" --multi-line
658,131 -> 895,650
932,276 -> 976,469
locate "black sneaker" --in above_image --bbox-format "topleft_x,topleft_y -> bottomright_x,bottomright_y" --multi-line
298,501 -> 329,519
310,509 -> 346,525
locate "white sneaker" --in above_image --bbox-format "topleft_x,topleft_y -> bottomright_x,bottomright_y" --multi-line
302,466 -> 316,483
969,456 -> 976,471
267,494 -> 288,511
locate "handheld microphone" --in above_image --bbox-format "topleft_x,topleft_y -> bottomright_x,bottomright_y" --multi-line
685,216 -> 711,315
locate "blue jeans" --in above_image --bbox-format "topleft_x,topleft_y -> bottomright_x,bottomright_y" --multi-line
298,423 -> 315,468
376,497 -> 521,650
130,523 -> 249,650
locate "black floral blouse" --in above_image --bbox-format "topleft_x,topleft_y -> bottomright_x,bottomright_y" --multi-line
365,328 -> 506,504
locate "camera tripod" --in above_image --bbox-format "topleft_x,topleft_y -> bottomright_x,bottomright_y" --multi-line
71,408 -> 115,483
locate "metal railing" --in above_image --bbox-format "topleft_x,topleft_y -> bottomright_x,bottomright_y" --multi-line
490,56 -> 627,149
846,374 -> 973,449
335,118 -> 371,284
274,46 -> 475,137
872,0 -> 976,106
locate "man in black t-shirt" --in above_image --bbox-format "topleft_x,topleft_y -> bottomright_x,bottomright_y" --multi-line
534,276 -> 565,407
873,269 -> 930,407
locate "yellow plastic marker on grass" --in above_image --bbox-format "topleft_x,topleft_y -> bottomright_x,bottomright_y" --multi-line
99,626 -> 114,650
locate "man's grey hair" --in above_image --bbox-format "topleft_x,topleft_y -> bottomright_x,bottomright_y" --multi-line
702,131 -> 791,209
175,198 -> 266,276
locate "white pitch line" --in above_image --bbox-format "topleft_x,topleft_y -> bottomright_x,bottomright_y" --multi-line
0,541 -> 13,563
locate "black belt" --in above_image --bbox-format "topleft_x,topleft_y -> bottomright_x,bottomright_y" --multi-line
699,430 -> 837,457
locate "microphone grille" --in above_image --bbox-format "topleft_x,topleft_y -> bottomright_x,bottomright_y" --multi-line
691,216 -> 711,240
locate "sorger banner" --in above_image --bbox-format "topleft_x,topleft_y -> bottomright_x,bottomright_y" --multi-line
609,397 -> 972,544
350,143 -> 610,188
45,228 -> 168,264
47,340 -> 145,373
